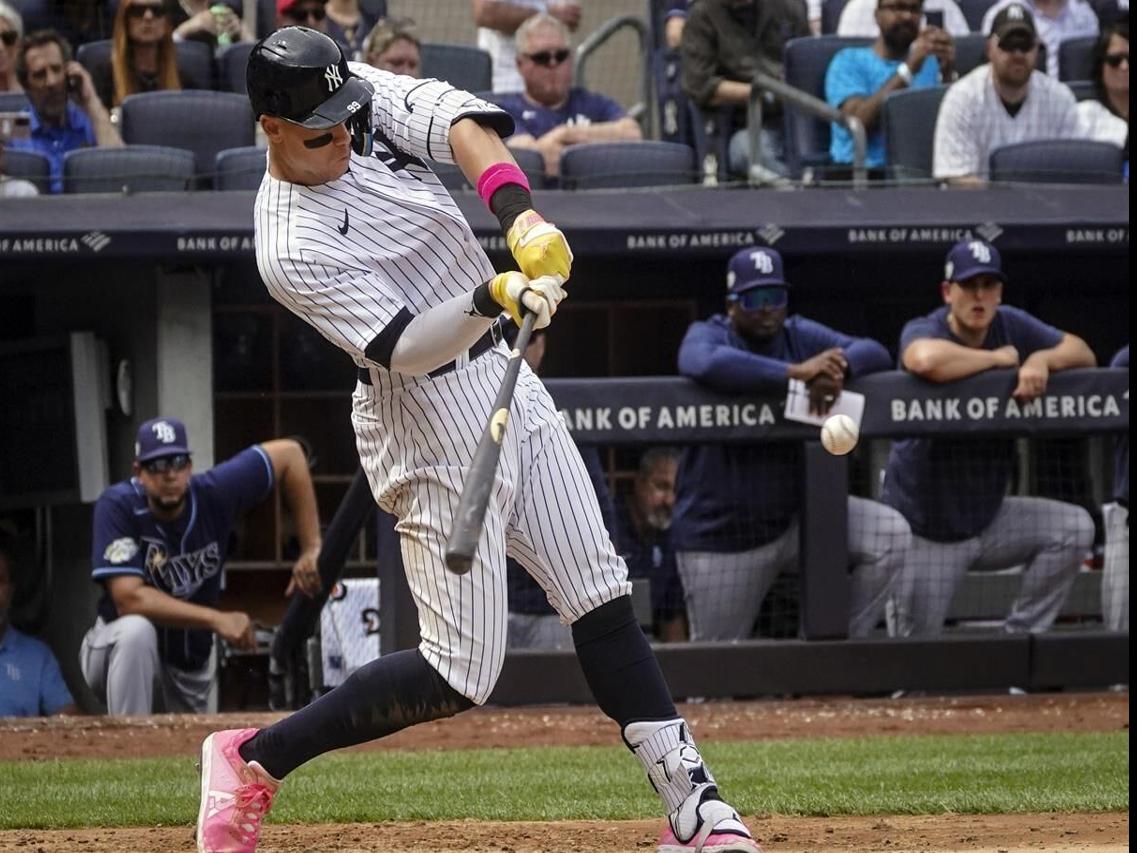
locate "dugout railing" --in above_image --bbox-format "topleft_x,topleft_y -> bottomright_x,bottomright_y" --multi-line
373,368 -> 1129,703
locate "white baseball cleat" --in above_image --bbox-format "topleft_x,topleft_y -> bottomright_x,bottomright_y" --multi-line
657,783 -> 763,853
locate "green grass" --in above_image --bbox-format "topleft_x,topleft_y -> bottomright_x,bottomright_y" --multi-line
0,732 -> 1127,829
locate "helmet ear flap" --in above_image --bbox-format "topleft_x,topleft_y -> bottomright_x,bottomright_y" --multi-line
348,103 -> 373,156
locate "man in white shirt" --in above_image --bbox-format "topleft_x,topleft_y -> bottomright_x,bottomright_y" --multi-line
933,2 -> 1079,184
982,0 -> 1098,75
838,0 -> 970,37
471,0 -> 580,92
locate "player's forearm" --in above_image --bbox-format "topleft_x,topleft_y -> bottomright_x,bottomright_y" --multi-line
902,339 -> 1005,380
844,338 -> 893,377
388,289 -> 497,375
451,116 -> 517,185
276,444 -> 322,556
115,585 -> 228,632
679,342 -> 789,392
1034,334 -> 1097,372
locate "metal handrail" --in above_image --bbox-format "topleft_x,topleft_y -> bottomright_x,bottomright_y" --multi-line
574,14 -> 654,140
749,70 -> 868,189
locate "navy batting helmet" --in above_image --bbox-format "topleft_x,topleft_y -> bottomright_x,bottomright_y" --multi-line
246,26 -> 375,152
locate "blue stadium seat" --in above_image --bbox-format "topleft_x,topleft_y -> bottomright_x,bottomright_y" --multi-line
782,35 -> 872,177
214,146 -> 267,190
1,148 -> 51,193
989,139 -> 1124,184
218,42 -> 255,95
0,92 -> 30,112
1059,35 -> 1097,81
882,85 -> 948,181
958,0 -> 995,31
1065,80 -> 1097,101
9,0 -> 56,34
821,0 -> 851,34
76,39 -> 215,94
62,145 -> 196,193
558,141 -> 696,189
121,90 -> 255,182
421,43 -> 492,92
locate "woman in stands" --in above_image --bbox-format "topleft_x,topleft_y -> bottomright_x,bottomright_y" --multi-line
0,1 -> 22,93
364,16 -> 420,77
1078,16 -> 1128,153
89,0 -> 183,109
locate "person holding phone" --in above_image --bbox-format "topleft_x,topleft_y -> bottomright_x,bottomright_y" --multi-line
8,29 -> 121,192
826,0 -> 956,170
837,0 -> 970,38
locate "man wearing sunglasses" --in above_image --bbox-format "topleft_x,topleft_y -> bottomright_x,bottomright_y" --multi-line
276,0 -> 328,32
981,0 -> 1098,77
495,13 -> 641,176
934,3 -> 1080,185
671,247 -> 910,643
79,417 -> 322,716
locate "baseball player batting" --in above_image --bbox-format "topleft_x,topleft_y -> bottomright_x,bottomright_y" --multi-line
195,27 -> 761,853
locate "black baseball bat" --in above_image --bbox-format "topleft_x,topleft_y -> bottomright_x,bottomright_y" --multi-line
445,311 -> 538,575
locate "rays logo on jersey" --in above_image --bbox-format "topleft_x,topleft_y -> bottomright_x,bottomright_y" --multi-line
144,539 -> 222,597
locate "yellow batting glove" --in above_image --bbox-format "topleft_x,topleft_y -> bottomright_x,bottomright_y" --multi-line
488,272 -> 566,330
506,210 -> 573,282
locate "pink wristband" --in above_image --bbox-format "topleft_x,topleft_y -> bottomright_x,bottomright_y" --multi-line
476,163 -> 531,208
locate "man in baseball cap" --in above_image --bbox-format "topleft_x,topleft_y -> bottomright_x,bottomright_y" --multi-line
981,0 -> 1099,77
276,0 -> 327,32
134,416 -> 191,462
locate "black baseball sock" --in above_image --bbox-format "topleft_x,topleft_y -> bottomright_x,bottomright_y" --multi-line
239,649 -> 473,780
571,595 -> 677,728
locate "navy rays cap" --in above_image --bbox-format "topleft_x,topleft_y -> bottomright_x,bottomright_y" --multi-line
944,239 -> 1007,283
726,247 -> 789,293
135,417 -> 191,462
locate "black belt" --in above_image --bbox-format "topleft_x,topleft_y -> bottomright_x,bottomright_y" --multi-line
357,324 -> 502,385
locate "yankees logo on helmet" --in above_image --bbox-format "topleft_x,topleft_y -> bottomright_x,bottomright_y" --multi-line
324,63 -> 343,92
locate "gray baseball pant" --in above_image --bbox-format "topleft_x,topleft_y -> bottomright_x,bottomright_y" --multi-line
1101,502 -> 1129,632
677,496 -> 911,640
79,615 -> 217,715
889,496 -> 1094,637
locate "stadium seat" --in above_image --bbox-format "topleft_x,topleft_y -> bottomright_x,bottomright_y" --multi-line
1058,35 -> 1097,81
76,39 -> 215,93
958,0 -> 995,31
214,146 -> 267,190
989,139 -> 1124,184
782,35 -> 873,177
421,43 -> 492,92
120,90 -> 255,183
218,42 -> 255,95
62,145 -> 196,193
9,0 -> 55,34
0,92 -> 30,112
821,0 -> 851,34
1,148 -> 51,193
882,85 -> 948,181
558,140 -> 696,189
1065,80 -> 1097,101
951,33 -> 1048,76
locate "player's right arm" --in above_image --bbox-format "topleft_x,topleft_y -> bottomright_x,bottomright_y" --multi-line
902,337 -> 1019,380
106,576 -> 256,650
677,319 -> 792,393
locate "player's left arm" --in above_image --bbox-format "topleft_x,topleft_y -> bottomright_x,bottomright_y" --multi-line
1015,332 -> 1096,401
259,439 -> 323,598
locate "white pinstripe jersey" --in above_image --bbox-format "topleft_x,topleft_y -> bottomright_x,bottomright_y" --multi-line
254,63 -> 506,379
933,65 -> 1079,179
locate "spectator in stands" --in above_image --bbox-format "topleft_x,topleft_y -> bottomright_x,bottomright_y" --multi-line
1077,17 -> 1128,151
91,0 -> 201,111
275,0 -> 328,34
882,239 -> 1096,638
496,14 -> 641,176
617,447 -> 688,642
79,417 -> 322,715
826,0 -> 956,169
472,0 -> 580,93
672,247 -> 911,641
838,0 -> 970,37
8,30 -> 122,194
506,327 -> 617,649
364,16 -> 420,77
0,1 -> 22,93
983,0 -> 1099,76
933,4 -> 1079,185
325,0 -> 383,61
0,533 -> 77,717
1101,344 -> 1128,631
172,0 -> 250,49
665,0 -> 692,48
680,0 -> 810,178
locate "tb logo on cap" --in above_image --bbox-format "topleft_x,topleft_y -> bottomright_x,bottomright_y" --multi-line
968,241 -> 992,263
750,250 -> 775,274
152,421 -> 178,444
325,63 -> 343,92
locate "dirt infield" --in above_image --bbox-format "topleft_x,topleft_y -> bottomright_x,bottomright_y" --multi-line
0,692 -> 1128,852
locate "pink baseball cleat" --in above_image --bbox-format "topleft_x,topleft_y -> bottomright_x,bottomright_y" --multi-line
657,785 -> 763,853
196,728 -> 281,853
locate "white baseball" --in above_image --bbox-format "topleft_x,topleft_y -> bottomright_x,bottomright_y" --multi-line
821,414 -> 859,456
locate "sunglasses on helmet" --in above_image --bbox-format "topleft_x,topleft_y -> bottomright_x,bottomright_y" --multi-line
525,48 -> 571,67
729,287 -> 789,311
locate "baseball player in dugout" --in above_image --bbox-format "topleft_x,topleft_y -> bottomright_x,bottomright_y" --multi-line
882,239 -> 1096,637
672,246 -> 912,641
80,417 -> 322,716
195,25 -> 763,853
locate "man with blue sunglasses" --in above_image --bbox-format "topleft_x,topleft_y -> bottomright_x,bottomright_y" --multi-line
671,246 -> 911,641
